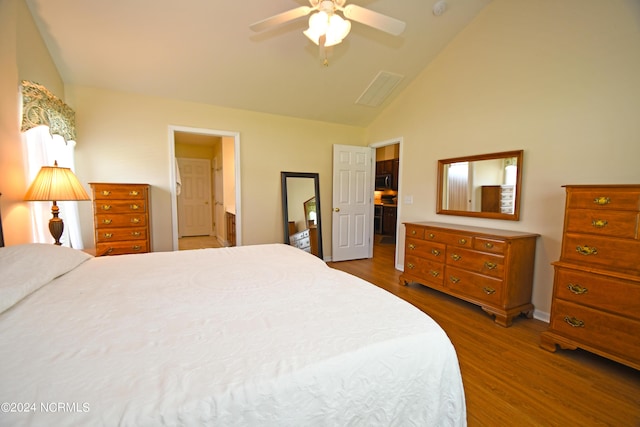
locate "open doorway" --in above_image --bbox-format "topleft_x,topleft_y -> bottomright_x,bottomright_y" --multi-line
370,138 -> 402,269
169,126 -> 241,251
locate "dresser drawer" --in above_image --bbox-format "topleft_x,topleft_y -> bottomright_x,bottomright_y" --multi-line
96,241 -> 149,256
565,209 -> 639,239
405,224 -> 425,240
567,189 -> 640,211
445,246 -> 504,279
549,299 -> 640,361
405,255 -> 444,287
92,184 -> 147,200
95,213 -> 148,228
95,200 -> 147,214
554,267 -> 640,320
562,233 -> 640,273
424,228 -> 473,248
405,238 -> 445,261
473,237 -> 507,254
95,227 -> 148,243
445,266 -> 504,304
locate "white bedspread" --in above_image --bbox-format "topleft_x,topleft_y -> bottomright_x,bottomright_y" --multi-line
0,244 -> 465,426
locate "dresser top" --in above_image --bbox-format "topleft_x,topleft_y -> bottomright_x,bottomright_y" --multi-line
404,221 -> 540,239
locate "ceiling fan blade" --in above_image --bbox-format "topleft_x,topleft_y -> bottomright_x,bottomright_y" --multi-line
342,4 -> 406,36
250,6 -> 313,32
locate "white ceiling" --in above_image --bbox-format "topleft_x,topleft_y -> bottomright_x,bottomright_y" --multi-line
25,0 -> 492,127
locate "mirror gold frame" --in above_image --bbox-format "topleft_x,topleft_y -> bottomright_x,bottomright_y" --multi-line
436,150 -> 523,221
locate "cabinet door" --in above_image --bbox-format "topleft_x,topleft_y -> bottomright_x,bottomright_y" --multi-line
382,206 -> 397,236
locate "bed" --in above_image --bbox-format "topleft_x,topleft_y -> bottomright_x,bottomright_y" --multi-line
0,242 -> 466,426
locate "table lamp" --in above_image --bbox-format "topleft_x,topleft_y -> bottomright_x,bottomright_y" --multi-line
24,161 -> 90,245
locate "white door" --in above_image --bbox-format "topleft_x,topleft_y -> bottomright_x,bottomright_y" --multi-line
213,157 -> 225,242
177,158 -> 212,237
332,144 -> 373,261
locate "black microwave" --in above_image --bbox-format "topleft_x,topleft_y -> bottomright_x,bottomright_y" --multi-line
375,173 -> 393,190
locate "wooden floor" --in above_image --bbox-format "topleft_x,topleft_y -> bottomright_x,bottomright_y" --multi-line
328,239 -> 640,426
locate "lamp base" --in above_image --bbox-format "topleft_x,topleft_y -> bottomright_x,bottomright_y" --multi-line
49,201 -> 64,246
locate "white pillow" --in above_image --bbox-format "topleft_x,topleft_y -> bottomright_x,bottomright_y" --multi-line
0,244 -> 92,314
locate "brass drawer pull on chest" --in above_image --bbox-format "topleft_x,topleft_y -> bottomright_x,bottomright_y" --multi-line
484,242 -> 494,249
593,196 -> 611,205
129,191 -> 139,196
483,287 -> 496,295
101,190 -> 111,196
430,270 -> 440,277
133,245 -> 142,251
451,254 -> 462,261
131,231 -> 141,237
408,243 -> 416,250
458,238 -> 467,245
102,219 -> 112,225
102,205 -> 112,211
431,249 -> 441,256
484,261 -> 498,270
131,218 -> 141,224
428,233 -> 435,239
130,204 -> 140,210
591,219 -> 608,228
407,263 -> 415,269
564,316 -> 585,328
449,276 -> 460,284
576,245 -> 598,256
567,283 -> 588,295
103,233 -> 113,239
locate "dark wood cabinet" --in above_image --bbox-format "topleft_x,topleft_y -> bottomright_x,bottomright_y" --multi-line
382,205 -> 397,236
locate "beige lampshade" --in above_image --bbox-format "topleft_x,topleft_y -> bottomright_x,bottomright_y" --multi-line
24,162 -> 90,202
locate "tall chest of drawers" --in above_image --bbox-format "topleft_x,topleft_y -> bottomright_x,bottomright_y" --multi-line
400,222 -> 538,327
540,185 -> 640,370
90,183 -> 151,256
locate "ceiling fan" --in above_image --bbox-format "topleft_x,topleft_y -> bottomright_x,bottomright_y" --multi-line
250,0 -> 406,48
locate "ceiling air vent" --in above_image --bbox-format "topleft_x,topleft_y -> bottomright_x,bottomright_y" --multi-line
355,71 -> 404,107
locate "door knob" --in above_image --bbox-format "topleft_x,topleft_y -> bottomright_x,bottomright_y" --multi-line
334,208 -> 340,212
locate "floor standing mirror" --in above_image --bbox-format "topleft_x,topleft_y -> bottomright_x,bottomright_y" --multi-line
281,172 -> 323,259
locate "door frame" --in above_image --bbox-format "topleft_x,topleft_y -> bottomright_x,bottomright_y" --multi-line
369,137 -> 403,270
168,125 -> 241,251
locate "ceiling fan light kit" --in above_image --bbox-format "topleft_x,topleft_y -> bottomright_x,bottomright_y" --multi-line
251,0 -> 406,51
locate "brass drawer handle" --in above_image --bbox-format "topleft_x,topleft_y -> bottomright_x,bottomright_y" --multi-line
408,244 -> 416,250
411,230 -> 417,235
102,219 -> 113,225
131,218 -> 141,224
449,276 -> 460,284
101,190 -> 111,196
451,254 -> 461,261
431,249 -> 441,256
576,245 -> 597,256
593,196 -> 610,205
131,231 -> 141,237
567,283 -> 588,295
130,204 -> 140,210
483,287 -> 496,295
105,247 -> 114,255
484,242 -> 494,249
101,205 -> 112,211
407,263 -> 415,269
428,233 -> 435,239
484,261 -> 497,270
591,219 -> 608,228
564,316 -> 585,328
458,238 -> 467,245
103,233 -> 113,239
132,245 -> 142,251
430,270 -> 440,277
129,190 -> 140,196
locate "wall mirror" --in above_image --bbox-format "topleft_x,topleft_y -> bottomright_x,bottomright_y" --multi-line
281,172 -> 323,259
437,150 -> 523,221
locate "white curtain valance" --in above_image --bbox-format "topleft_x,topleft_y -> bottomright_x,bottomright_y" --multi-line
20,80 -> 76,143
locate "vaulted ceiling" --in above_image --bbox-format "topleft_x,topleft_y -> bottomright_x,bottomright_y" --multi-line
25,0 -> 492,127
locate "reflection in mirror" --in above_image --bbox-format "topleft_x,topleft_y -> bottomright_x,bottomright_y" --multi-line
281,172 -> 323,259
437,150 -> 523,221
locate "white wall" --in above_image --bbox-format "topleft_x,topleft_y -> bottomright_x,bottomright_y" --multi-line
67,86 -> 366,255
366,0 -> 640,319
